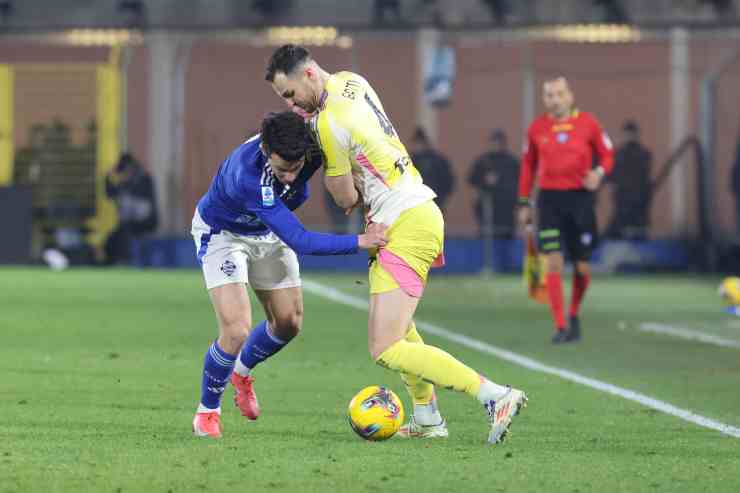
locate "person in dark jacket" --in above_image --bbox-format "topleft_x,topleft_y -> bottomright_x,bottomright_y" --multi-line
731,129 -> 740,236
468,129 -> 519,238
104,153 -> 158,264
606,120 -> 652,239
409,127 -> 455,212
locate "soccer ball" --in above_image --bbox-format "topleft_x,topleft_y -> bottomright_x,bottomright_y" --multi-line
347,385 -> 404,441
718,277 -> 740,306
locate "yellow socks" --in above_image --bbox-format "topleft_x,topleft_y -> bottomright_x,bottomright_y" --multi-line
377,337 -> 482,398
399,322 -> 435,405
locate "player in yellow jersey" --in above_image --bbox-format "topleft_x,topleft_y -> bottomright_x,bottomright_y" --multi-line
265,45 -> 527,444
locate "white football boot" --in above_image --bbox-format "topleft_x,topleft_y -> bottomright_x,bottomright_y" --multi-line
485,387 -> 528,444
397,415 -> 449,439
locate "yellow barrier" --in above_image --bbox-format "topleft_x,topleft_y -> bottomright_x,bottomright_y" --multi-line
87,47 -> 121,259
0,65 -> 14,185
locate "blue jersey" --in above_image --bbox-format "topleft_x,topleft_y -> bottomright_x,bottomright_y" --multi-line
196,134 -> 358,256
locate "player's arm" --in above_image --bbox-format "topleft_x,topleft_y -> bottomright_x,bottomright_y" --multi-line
320,112 -> 359,209
255,200 -> 384,255
591,117 -> 615,176
517,128 -> 538,225
583,116 -> 615,191
325,174 -> 358,210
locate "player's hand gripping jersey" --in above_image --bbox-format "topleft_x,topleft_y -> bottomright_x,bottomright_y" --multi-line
310,72 -> 436,225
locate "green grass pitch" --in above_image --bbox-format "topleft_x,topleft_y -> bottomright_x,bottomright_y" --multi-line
1,267 -> 739,492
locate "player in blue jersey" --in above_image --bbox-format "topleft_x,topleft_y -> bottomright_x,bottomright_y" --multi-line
191,111 -> 387,438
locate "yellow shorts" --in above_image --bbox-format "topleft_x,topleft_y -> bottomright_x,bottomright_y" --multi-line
369,200 -> 444,296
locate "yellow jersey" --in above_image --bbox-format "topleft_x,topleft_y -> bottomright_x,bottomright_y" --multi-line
310,71 -> 436,225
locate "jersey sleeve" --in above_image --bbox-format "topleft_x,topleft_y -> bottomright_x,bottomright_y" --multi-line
590,116 -> 615,175
254,198 -> 358,256
318,110 -> 353,177
518,125 -> 538,201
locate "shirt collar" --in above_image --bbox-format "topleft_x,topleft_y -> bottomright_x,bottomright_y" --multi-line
547,108 -> 579,123
318,89 -> 328,111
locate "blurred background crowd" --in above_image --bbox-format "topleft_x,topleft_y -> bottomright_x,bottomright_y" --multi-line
0,0 -> 738,274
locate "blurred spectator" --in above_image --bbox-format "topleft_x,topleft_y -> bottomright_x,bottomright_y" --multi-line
468,129 -> 519,238
104,153 -> 158,264
409,127 -> 455,212
731,129 -> 740,236
252,0 -> 293,19
13,120 -> 99,264
700,0 -> 737,18
373,0 -> 402,25
606,120 -> 652,239
414,0 -> 444,26
593,0 -> 630,23
481,0 -> 510,24
13,123 -> 47,186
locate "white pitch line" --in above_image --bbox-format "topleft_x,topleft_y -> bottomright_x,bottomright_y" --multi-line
639,322 -> 740,350
302,280 -> 740,439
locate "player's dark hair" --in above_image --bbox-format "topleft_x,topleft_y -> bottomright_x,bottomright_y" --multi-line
265,44 -> 311,82
260,111 -> 310,162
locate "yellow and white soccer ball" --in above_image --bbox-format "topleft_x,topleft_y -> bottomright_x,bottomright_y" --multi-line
347,385 -> 404,441
718,277 -> 740,306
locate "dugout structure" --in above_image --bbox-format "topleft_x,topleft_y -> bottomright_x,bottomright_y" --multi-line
0,48 -> 121,262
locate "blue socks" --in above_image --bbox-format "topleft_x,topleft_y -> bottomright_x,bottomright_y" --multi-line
237,320 -> 287,373
198,321 -> 289,411
199,341 -> 236,410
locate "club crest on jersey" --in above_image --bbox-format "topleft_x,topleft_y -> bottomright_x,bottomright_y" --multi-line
220,260 -> 237,276
261,186 -> 275,207
556,132 -> 569,143
581,233 -> 592,246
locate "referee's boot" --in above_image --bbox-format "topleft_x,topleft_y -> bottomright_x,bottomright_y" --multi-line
566,315 -> 581,342
551,328 -> 570,344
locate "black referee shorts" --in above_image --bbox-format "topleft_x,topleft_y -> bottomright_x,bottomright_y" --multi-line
537,189 -> 598,262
